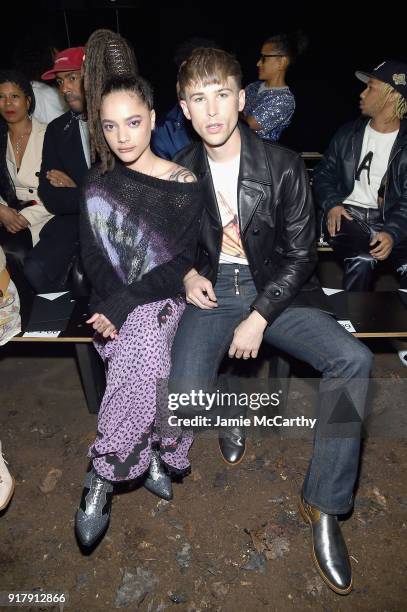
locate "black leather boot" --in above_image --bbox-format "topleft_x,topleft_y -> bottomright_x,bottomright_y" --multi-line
299,494 -> 352,595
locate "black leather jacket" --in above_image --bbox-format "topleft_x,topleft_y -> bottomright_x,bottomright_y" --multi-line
174,122 -> 325,325
313,117 -> 407,245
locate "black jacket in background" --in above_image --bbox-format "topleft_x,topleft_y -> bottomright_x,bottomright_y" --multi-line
35,111 -> 90,286
313,117 -> 407,245
174,122 -> 326,325
39,111 -> 89,215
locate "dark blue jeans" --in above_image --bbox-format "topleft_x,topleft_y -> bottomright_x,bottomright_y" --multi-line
170,264 -> 373,514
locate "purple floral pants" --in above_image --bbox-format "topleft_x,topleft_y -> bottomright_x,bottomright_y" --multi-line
89,297 -> 193,482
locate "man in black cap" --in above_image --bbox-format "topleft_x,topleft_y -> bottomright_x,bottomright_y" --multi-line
314,60 -> 407,290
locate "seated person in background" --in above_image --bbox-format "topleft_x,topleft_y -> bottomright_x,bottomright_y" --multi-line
12,33 -> 67,125
0,247 -> 19,510
33,47 -> 89,292
242,31 -> 307,142
0,70 -> 53,292
313,60 -> 407,291
151,37 -> 216,160
0,244 -> 20,345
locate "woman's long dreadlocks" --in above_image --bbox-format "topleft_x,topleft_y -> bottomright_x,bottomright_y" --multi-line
83,29 -> 138,172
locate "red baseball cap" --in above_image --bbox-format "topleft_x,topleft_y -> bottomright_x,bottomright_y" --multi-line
41,47 -> 85,81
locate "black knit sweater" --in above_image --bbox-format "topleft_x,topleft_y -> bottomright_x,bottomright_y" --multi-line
80,162 -> 203,329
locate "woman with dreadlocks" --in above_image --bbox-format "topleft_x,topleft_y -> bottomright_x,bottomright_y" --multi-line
0,70 -> 53,290
75,30 -> 203,548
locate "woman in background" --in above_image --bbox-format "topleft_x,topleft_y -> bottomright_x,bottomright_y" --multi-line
0,70 -> 52,291
243,31 -> 307,141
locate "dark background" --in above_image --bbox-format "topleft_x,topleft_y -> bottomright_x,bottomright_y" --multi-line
1,1 -> 406,152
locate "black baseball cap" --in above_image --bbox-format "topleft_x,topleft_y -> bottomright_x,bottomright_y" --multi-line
355,60 -> 407,99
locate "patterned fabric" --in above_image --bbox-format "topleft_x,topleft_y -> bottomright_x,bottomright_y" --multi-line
0,246 -> 20,345
244,81 -> 295,141
81,162 -> 203,328
81,162 -> 203,482
0,279 -> 20,345
90,297 -> 193,482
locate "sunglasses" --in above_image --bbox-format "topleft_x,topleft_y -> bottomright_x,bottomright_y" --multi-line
259,54 -> 285,63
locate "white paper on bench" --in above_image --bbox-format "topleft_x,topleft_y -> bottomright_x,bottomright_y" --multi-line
321,288 -> 355,331
23,330 -> 61,338
322,287 -> 344,295
337,320 -> 356,333
36,291 -> 69,301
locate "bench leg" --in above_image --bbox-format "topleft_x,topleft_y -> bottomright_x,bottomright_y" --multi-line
268,352 -> 291,412
75,343 -> 106,414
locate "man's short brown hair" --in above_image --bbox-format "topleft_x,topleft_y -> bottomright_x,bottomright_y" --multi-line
178,47 -> 242,100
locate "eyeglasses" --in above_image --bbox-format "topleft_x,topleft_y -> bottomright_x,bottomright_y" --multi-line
259,54 -> 285,63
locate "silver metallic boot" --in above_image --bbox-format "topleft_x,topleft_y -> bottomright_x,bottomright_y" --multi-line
75,466 -> 114,547
143,450 -> 173,501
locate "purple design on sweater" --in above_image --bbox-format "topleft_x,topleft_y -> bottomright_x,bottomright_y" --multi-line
87,188 -> 173,285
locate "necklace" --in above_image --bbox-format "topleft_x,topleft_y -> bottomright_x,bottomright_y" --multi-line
11,128 -> 31,158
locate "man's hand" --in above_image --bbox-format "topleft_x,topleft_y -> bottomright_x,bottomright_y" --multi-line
46,170 -> 77,188
0,207 -> 30,233
228,310 -> 268,359
87,313 -> 118,339
184,272 -> 218,309
327,205 -> 353,236
370,232 -> 394,260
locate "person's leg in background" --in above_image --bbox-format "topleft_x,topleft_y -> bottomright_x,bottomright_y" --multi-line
385,238 -> 407,364
329,213 -> 378,290
0,440 -> 15,511
0,226 -> 34,301
24,215 -> 79,293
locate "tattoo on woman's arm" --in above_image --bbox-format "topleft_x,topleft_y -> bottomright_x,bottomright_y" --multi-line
169,168 -> 196,183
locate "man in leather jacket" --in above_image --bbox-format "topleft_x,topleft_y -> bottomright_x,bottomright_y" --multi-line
313,60 -> 407,290
169,48 -> 372,595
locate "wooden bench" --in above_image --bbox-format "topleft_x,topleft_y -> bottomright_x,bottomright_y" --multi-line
8,291 -> 407,415
9,296 -> 105,415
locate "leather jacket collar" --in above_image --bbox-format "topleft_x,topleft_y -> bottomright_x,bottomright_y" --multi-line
351,116 -> 407,149
190,122 -> 273,233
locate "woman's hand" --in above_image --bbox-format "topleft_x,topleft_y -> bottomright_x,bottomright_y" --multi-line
87,313 -> 118,339
0,207 -> 30,233
184,273 -> 218,309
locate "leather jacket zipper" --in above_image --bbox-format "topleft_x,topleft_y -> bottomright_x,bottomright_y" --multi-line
234,268 -> 240,295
